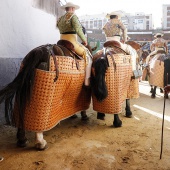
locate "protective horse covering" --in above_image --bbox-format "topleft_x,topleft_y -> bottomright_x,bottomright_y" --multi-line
14,56 -> 91,131
149,55 -> 164,88
92,54 -> 132,114
126,78 -> 139,99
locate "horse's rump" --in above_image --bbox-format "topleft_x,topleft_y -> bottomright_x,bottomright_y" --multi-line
126,41 -> 141,51
14,55 -> 91,131
92,53 -> 132,114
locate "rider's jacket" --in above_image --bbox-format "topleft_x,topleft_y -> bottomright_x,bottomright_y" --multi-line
57,12 -> 86,43
150,38 -> 167,52
103,18 -> 127,42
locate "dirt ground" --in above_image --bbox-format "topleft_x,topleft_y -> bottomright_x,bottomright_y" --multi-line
0,81 -> 170,170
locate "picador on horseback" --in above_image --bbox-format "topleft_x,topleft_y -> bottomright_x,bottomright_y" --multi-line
0,3 -> 142,150
144,33 -> 170,98
56,2 -> 92,87
91,11 -> 140,126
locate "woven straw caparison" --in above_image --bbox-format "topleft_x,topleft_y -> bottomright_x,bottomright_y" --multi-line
92,54 -> 132,114
15,56 -> 91,132
149,59 -> 164,88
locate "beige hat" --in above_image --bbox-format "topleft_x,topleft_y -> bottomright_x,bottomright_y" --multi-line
106,11 -> 123,19
60,2 -> 80,10
154,33 -> 164,38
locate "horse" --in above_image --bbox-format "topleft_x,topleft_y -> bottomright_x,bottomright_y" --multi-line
147,51 -> 170,98
0,41 -> 92,150
90,40 -> 141,127
0,39 -> 141,149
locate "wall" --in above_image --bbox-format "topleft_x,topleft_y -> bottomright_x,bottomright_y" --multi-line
0,0 -> 60,123
0,0 -> 61,86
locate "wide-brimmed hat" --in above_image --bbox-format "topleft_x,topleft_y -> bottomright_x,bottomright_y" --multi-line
106,11 -> 123,19
154,33 -> 164,38
60,2 -> 80,10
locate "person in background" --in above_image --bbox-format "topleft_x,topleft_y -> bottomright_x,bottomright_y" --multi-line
57,2 -> 92,87
145,33 -> 168,65
103,11 -> 127,43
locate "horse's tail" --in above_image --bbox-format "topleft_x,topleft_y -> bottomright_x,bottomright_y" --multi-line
91,58 -> 108,102
0,45 -> 49,127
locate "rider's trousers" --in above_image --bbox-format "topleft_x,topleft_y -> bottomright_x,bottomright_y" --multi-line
60,34 -> 92,86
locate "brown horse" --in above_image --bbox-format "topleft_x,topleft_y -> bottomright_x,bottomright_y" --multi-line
90,40 -> 141,127
0,41 -> 92,150
147,52 -> 170,98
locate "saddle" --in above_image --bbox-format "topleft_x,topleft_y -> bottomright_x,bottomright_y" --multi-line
103,40 -> 128,55
57,39 -> 75,52
52,40 -> 83,60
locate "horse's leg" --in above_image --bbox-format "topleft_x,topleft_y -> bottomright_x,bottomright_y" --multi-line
80,110 -> 89,121
35,132 -> 48,150
97,112 -> 105,120
151,86 -> 157,98
150,85 -> 153,93
113,114 -> 122,127
125,99 -> 133,118
16,128 -> 28,147
160,88 -> 163,93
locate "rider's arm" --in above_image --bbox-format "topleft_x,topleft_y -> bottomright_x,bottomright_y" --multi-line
71,15 -> 87,45
164,42 -> 168,54
150,43 -> 155,52
118,20 -> 127,42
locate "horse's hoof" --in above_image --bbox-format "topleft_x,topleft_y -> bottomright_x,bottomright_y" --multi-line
81,116 -> 89,121
70,114 -> 78,119
125,111 -> 133,118
151,95 -> 156,98
113,120 -> 122,128
35,143 -> 49,151
35,141 -> 48,151
17,139 -> 28,148
165,94 -> 169,99
125,114 -> 133,118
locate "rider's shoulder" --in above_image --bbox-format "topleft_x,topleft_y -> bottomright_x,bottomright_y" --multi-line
65,12 -> 76,20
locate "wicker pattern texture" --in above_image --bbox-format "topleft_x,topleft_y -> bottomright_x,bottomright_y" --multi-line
126,78 -> 139,99
16,56 -> 91,132
149,59 -> 164,88
92,54 -> 132,114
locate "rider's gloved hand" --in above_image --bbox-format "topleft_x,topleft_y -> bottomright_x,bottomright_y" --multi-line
82,41 -> 87,46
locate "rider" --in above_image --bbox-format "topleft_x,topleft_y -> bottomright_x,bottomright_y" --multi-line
103,11 -> 127,43
145,33 -> 168,65
57,2 -> 92,87
102,11 -> 138,71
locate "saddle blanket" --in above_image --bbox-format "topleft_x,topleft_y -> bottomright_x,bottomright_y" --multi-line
92,54 -> 132,114
14,56 -> 91,131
